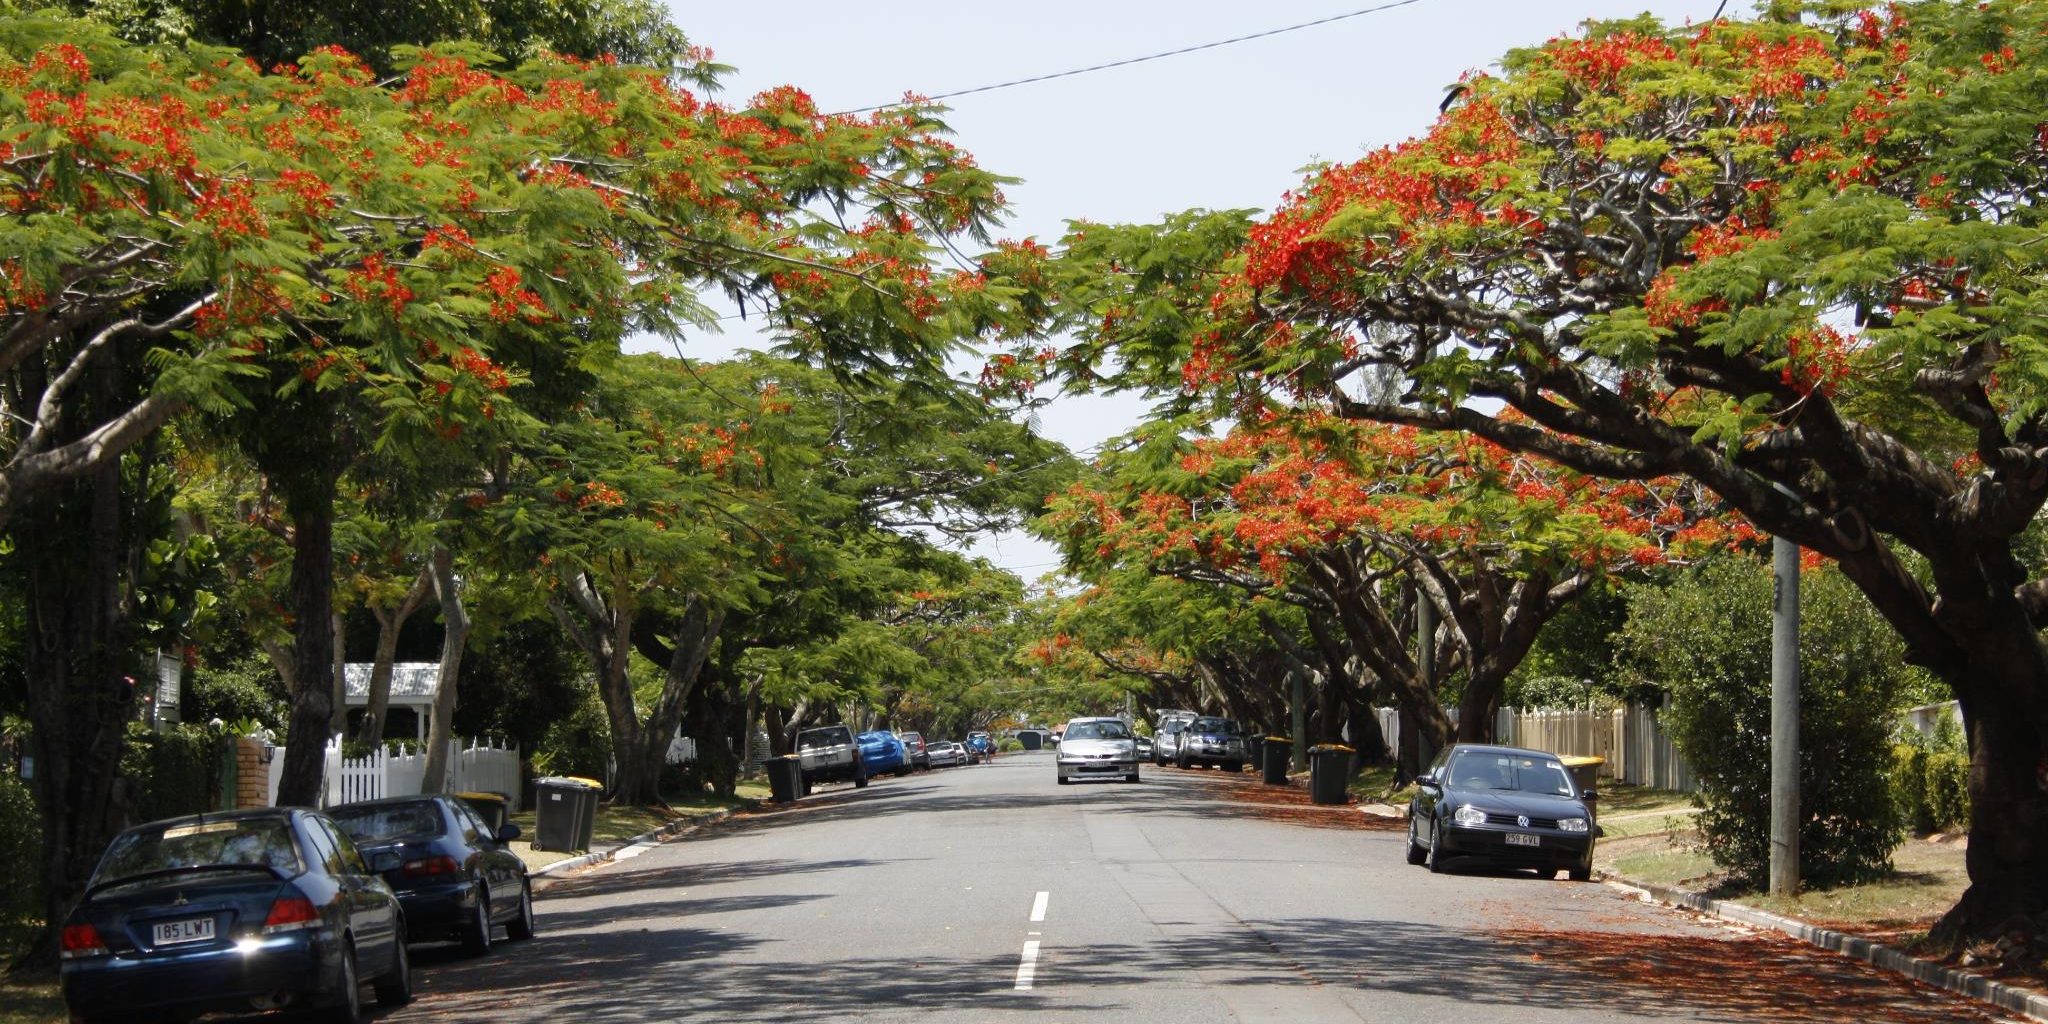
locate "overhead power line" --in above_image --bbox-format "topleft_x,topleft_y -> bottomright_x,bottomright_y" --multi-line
839,0 -> 1435,114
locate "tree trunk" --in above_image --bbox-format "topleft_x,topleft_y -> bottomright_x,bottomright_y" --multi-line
327,608 -> 347,739
418,547 -> 470,795
273,470 -> 340,808
354,570 -> 432,747
12,462 -> 135,972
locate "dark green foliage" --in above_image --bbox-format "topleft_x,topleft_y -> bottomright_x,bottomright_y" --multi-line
1893,745 -> 1971,834
1615,557 -> 1910,888
452,617 -> 584,755
531,687 -> 609,783
182,653 -> 288,728
0,763 -> 41,962
119,723 -> 233,825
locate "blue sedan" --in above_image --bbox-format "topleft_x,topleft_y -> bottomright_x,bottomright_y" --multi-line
61,807 -> 411,1023
330,795 -> 534,955
856,731 -> 910,777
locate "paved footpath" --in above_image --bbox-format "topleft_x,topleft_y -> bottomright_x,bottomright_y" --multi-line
385,752 -> 2014,1024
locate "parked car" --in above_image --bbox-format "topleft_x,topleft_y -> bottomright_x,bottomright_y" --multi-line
965,730 -> 994,764
797,724 -> 869,790
60,807 -> 412,1024
1153,710 -> 1196,765
857,731 -> 910,777
1175,716 -> 1247,771
898,730 -> 931,770
1406,743 -> 1597,880
927,741 -> 967,768
1153,720 -> 1191,766
329,795 -> 534,955
1055,717 -> 1140,785
1135,735 -> 1154,760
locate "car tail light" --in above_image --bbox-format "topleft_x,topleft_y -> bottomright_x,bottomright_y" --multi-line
60,923 -> 107,959
261,895 -> 320,934
401,855 -> 461,878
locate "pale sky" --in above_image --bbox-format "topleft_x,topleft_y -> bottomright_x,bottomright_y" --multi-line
650,0 -> 1731,579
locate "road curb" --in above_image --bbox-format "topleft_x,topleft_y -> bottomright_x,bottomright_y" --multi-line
531,804 -> 751,880
1608,876 -> 2048,1023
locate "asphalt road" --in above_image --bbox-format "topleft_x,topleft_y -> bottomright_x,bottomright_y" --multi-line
387,751 -> 2006,1024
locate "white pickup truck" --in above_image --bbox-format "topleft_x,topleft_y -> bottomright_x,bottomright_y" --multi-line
797,724 -> 869,790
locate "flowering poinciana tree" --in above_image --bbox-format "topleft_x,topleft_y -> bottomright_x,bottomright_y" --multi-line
2,9 -> 1049,948
1042,3 -> 2048,949
1046,418 -> 1727,761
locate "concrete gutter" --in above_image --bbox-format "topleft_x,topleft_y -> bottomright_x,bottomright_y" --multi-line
1609,876 -> 2048,1023
530,805 -> 750,882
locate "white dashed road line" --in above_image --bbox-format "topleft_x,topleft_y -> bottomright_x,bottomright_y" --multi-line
1014,940 -> 1041,991
1030,890 -> 1049,923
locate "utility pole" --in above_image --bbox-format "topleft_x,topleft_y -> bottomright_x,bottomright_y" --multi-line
1770,525 -> 1801,896
1290,667 -> 1308,771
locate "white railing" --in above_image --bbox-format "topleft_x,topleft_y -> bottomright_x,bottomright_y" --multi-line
267,737 -> 522,810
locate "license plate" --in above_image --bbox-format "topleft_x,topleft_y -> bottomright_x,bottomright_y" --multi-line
152,916 -> 215,946
1504,833 -> 1541,848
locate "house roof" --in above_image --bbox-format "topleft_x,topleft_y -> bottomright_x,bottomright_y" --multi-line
342,663 -> 441,706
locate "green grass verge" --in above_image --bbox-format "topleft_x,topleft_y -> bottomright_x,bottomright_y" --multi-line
508,792 -> 758,872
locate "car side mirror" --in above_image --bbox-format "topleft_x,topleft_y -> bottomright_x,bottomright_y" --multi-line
369,851 -> 401,874
497,824 -> 521,844
1593,825 -> 1607,839
1580,789 -> 1600,802
1416,772 -> 1440,790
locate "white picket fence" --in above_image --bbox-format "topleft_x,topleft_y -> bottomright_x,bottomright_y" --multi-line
1373,703 -> 1696,792
267,737 -> 522,810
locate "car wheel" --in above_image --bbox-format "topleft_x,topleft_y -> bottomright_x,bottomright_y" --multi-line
1056,774 -> 1071,785
1425,825 -> 1447,874
322,942 -> 362,1024
506,879 -> 536,941
854,768 -> 870,788
1224,760 -> 1243,773
1125,770 -> 1141,783
1568,862 -> 1593,882
372,934 -> 412,1007
461,891 -> 494,956
1405,818 -> 1427,866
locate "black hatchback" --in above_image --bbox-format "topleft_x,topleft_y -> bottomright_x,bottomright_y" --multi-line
61,807 -> 411,1023
1406,743 -> 1599,880
330,795 -> 534,955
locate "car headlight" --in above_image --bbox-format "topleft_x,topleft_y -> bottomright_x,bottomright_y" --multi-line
1453,804 -> 1488,827
1558,817 -> 1589,833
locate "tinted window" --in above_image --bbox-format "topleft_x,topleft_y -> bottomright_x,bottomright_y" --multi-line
320,819 -> 371,875
301,816 -> 343,876
331,802 -> 445,842
1191,717 -> 1235,734
95,818 -> 302,885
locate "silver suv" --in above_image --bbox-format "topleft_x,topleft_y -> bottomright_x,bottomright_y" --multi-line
1153,710 -> 1197,766
1175,716 -> 1247,772
797,725 -> 868,790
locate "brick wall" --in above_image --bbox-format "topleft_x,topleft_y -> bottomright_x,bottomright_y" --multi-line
234,737 -> 270,809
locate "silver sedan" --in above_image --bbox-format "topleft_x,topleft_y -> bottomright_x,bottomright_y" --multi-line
1056,718 -> 1140,784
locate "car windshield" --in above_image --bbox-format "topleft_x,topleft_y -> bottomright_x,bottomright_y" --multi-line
1064,721 -> 1132,741
96,818 -> 302,885
1446,753 -> 1575,796
330,802 -> 445,842
1191,718 -> 1236,735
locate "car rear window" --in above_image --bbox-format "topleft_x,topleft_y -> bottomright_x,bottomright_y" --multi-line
799,727 -> 852,749
1191,718 -> 1236,734
330,802 -> 445,842
96,818 -> 302,884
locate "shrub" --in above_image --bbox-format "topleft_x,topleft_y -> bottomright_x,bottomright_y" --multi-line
1893,725 -> 1971,834
182,653 -> 288,728
0,764 -> 41,962
120,723 -> 233,824
531,686 -> 610,782
1615,558 -> 1911,888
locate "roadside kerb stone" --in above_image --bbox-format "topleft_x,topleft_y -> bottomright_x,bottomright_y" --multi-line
530,805 -> 751,883
1608,875 -> 2048,1023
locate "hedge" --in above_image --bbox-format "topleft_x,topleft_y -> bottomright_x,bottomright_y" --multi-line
1893,744 -> 1971,834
